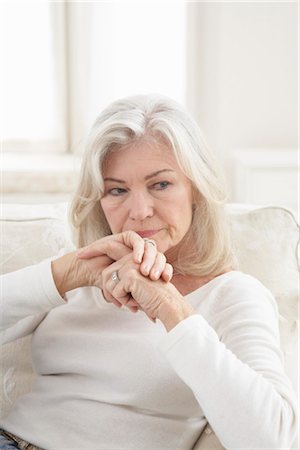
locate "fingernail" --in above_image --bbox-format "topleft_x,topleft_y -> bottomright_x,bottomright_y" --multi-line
136,252 -> 143,263
146,313 -> 156,323
143,265 -> 150,274
153,270 -> 160,279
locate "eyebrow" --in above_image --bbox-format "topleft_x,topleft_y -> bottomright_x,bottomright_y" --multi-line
103,169 -> 175,183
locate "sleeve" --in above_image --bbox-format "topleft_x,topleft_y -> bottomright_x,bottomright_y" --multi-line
1,255 -> 68,344
158,279 -> 298,450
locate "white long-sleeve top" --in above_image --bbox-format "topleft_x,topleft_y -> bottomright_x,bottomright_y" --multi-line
0,259 -> 298,450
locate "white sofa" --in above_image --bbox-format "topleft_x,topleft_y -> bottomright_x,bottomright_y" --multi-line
0,202 -> 299,450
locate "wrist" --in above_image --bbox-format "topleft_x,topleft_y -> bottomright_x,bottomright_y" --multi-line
157,292 -> 195,332
51,251 -> 86,297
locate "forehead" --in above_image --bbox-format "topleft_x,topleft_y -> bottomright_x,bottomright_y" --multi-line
102,140 -> 181,175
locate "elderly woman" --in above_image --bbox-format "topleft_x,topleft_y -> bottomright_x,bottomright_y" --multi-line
0,95 -> 297,450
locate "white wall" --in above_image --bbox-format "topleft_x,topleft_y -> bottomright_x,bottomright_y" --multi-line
2,2 -> 298,214
186,2 -> 298,213
66,1 -> 186,153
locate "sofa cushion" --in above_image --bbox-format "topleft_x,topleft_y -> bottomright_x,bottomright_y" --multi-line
227,205 -> 299,394
0,203 -> 73,275
227,204 -> 298,301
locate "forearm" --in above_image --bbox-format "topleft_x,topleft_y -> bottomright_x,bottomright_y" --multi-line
51,251 -> 87,297
160,315 -> 298,448
1,259 -> 66,338
157,294 -> 195,332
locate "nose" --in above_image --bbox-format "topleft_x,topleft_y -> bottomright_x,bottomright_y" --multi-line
128,191 -> 154,221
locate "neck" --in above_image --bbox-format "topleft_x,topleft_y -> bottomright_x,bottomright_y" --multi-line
171,267 -> 232,296
171,273 -> 214,296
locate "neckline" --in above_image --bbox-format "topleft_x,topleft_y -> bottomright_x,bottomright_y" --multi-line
182,270 -> 240,299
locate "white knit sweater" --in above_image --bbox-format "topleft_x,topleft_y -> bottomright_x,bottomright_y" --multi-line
0,259 -> 298,450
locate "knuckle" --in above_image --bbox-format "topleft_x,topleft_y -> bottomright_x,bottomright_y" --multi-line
102,290 -> 111,302
166,263 -> 173,273
128,267 -> 138,277
101,266 -> 109,280
159,252 -> 166,263
126,230 -> 140,243
127,230 -> 135,239
106,239 -> 114,252
126,256 -> 139,268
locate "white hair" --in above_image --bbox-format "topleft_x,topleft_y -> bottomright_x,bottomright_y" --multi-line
69,94 -> 235,276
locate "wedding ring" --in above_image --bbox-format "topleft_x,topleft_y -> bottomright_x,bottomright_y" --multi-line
143,238 -> 156,247
111,271 -> 120,283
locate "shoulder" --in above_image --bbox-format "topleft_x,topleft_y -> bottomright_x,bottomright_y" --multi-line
211,270 -> 276,304
218,270 -> 273,297
204,270 -> 279,328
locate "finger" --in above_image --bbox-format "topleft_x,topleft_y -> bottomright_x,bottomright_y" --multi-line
124,296 -> 140,313
77,240 -> 131,261
114,294 -> 132,308
127,298 -> 141,308
111,270 -> 157,323
161,263 -> 174,282
140,240 -> 158,276
148,253 -> 167,280
101,263 -> 128,307
100,261 -> 125,303
127,295 -> 156,322
102,288 -> 123,308
143,310 -> 156,323
77,231 -> 145,263
105,277 -> 133,307
120,231 -> 146,264
127,305 -> 139,313
77,237 -> 110,257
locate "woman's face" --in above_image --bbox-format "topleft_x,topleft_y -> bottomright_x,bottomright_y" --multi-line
100,140 -> 194,255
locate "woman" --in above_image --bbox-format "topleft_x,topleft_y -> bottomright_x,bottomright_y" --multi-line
0,95 -> 297,450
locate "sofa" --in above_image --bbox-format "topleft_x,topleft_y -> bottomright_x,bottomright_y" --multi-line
0,202 -> 299,450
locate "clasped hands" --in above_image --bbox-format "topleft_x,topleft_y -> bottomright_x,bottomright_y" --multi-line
76,231 -> 176,323
52,230 -> 192,329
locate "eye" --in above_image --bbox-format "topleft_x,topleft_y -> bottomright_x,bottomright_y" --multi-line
108,188 -> 127,196
152,181 -> 171,190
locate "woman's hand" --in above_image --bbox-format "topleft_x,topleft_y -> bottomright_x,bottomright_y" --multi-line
78,234 -> 171,282
51,231 -> 146,297
101,253 -> 193,329
100,248 -> 173,315
77,233 -> 172,311
51,231 -> 172,309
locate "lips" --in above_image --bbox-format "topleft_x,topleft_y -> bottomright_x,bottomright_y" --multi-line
136,230 -> 160,238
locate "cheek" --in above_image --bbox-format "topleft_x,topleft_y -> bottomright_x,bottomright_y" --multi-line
174,190 -> 193,223
100,199 -> 123,232
164,202 -> 192,239
173,199 -> 193,237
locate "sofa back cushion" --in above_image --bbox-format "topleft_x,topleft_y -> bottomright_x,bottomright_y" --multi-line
226,204 -> 299,395
227,204 -> 298,301
0,203 -> 72,275
0,203 -> 73,418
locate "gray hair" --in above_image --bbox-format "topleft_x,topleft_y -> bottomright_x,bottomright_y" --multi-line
69,94 -> 235,276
